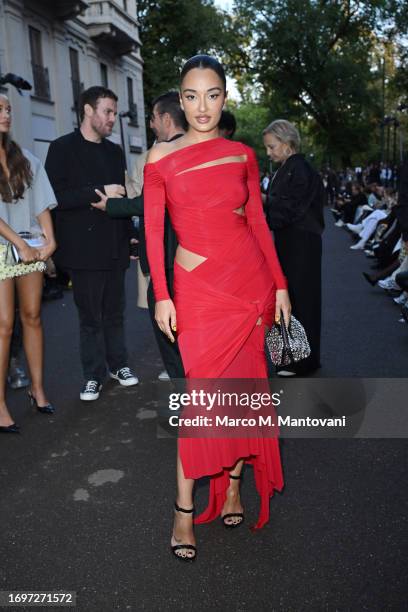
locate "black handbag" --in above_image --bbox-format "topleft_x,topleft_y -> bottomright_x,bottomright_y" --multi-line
266,311 -> 311,367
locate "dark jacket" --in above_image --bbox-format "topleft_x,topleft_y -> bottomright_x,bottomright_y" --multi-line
106,194 -> 178,275
106,197 -> 144,218
266,154 -> 325,235
45,129 -> 132,270
395,158 -> 408,241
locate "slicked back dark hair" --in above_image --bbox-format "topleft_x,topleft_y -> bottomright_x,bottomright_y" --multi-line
79,86 -> 118,122
219,110 -> 236,137
151,91 -> 187,131
180,55 -> 226,93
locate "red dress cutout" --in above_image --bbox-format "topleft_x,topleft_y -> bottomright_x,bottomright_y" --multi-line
144,138 -> 287,529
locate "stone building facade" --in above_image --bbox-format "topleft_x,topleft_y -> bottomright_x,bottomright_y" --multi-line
0,0 -> 146,166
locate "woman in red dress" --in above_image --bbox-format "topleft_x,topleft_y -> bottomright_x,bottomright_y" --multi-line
144,55 -> 291,561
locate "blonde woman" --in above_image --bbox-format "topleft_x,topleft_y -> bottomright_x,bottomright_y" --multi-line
264,119 -> 325,376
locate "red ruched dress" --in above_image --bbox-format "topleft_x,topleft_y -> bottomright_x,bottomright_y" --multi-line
144,137 -> 287,529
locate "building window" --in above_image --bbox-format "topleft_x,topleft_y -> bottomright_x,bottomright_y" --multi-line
123,0 -> 128,12
0,60 -> 7,92
29,26 -> 50,100
100,63 -> 108,88
69,47 -> 83,118
127,77 -> 138,126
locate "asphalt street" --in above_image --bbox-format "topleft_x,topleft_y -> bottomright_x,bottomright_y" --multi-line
0,210 -> 407,611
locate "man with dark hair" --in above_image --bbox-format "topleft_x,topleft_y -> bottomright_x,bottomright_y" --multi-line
45,86 -> 138,401
91,91 -> 186,380
78,86 -> 118,122
150,91 -> 187,142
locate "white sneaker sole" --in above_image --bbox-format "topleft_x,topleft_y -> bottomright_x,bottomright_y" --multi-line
277,370 -> 297,377
109,372 -> 139,386
80,388 -> 101,401
158,371 -> 170,381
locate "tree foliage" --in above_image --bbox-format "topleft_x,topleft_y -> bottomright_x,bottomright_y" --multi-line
228,101 -> 271,161
137,0 -> 235,109
137,0 -> 408,165
228,0 -> 405,165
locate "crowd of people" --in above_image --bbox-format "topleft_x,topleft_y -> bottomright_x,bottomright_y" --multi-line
327,163 -> 408,324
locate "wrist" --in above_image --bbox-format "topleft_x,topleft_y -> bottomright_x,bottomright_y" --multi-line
15,238 -> 26,250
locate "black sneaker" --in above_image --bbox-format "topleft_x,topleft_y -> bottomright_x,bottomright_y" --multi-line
80,380 -> 102,401
109,367 -> 139,387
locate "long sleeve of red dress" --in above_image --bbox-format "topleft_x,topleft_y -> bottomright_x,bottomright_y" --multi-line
144,163 -> 170,302
244,145 -> 288,290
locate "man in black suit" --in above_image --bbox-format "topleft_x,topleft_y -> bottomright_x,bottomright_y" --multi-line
45,86 -> 138,400
92,91 -> 186,379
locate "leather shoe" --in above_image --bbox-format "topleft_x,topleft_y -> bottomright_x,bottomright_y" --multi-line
28,391 -> 55,414
0,423 -> 20,433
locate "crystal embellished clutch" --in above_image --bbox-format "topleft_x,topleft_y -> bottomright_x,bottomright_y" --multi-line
266,313 -> 311,366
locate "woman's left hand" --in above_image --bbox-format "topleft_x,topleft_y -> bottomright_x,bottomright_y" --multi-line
275,289 -> 291,327
38,240 -> 57,261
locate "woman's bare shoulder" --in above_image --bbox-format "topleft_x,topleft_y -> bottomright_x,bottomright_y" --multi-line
146,141 -> 181,164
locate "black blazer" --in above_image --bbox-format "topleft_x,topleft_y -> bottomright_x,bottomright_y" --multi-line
266,154 -> 326,235
45,130 -> 132,270
106,194 -> 178,275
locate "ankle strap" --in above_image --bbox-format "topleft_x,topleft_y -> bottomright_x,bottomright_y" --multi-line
229,474 -> 242,480
174,502 -> 194,513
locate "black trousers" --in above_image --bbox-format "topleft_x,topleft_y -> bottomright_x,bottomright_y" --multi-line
343,201 -> 358,224
147,268 -> 185,379
274,228 -> 322,374
70,266 -> 128,382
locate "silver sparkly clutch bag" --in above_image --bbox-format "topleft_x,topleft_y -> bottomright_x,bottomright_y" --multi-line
266,313 -> 311,366
4,242 -> 20,266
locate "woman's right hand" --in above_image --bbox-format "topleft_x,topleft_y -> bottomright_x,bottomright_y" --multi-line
17,242 -> 39,264
155,299 -> 177,342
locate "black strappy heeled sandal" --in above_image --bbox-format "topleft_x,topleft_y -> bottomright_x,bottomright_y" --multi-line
171,502 -> 197,562
221,473 -> 245,529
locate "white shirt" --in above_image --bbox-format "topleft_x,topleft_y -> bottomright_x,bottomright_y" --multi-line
0,149 -> 57,244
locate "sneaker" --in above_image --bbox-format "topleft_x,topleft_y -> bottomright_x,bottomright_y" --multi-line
346,223 -> 363,234
109,367 -> 139,386
350,240 -> 366,250
80,380 -> 102,401
378,277 -> 400,291
393,293 -> 407,305
335,220 -> 344,227
158,370 -> 170,381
